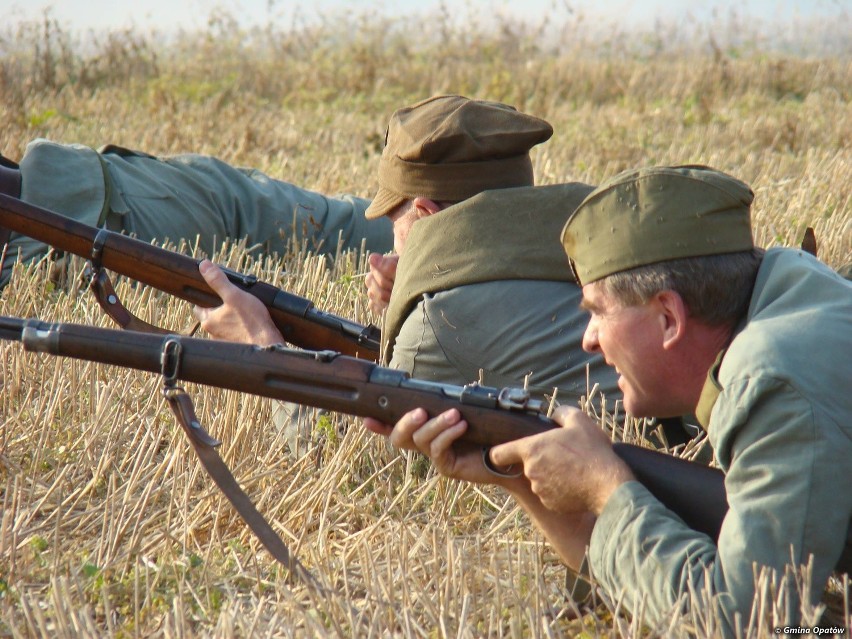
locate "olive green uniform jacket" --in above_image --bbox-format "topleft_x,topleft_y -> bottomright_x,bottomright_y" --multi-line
383,184 -> 620,405
2,139 -> 392,286
589,248 -> 852,636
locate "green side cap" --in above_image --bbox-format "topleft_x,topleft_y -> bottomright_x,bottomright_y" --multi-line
561,165 -> 754,285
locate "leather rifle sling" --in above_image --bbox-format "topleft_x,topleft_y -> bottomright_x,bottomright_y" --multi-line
159,338 -> 323,592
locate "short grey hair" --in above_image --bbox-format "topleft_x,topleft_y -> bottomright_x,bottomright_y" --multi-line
600,249 -> 765,326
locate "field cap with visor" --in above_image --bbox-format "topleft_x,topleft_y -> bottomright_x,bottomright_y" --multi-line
560,165 -> 755,285
364,94 -> 553,219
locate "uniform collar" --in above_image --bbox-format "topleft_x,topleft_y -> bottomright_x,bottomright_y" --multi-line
695,349 -> 726,430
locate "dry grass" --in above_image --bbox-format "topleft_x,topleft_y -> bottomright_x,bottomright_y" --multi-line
1,6 -> 850,637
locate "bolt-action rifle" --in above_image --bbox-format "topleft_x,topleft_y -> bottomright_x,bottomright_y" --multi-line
2,316 -> 849,587
0,193 -> 379,357
0,316 -> 722,576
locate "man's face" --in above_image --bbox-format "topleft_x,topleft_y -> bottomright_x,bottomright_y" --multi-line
580,281 -> 671,417
387,200 -> 420,255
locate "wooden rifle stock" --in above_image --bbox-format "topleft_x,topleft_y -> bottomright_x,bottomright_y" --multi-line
0,193 -> 379,357
1,315 -> 731,544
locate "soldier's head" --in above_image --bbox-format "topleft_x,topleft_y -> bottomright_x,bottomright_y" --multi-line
561,165 -> 761,417
365,95 -> 553,254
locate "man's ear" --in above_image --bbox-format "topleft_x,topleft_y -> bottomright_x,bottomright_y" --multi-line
412,197 -> 443,218
655,290 -> 689,350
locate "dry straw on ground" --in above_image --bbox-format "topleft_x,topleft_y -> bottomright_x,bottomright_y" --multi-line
1,5 -> 850,637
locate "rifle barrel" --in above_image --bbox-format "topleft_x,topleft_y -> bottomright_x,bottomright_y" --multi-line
0,315 -> 25,341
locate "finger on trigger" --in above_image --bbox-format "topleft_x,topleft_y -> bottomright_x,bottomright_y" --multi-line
489,440 -> 523,468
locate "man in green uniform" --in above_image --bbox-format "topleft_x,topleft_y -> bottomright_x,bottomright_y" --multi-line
0,140 -> 393,287
368,165 -> 852,635
197,95 -> 621,408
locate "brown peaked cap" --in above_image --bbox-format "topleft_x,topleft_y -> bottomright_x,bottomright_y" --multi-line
365,95 -> 553,219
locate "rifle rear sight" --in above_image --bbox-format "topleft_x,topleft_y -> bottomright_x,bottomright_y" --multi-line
367,366 -> 547,415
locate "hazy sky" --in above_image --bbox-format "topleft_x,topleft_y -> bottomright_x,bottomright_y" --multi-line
3,0 -> 847,34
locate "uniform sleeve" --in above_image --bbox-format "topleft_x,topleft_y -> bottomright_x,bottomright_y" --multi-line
589,376 -> 851,636
3,141 -> 108,287
109,153 -> 394,258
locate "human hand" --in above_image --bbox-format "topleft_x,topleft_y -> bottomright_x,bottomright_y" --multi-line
365,253 -> 399,314
490,406 -> 634,515
193,260 -> 284,346
363,408 -> 521,486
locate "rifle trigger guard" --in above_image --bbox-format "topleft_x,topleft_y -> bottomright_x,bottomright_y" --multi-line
482,447 -> 522,478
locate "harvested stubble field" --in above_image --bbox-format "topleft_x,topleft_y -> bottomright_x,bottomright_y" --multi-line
1,7 -> 850,638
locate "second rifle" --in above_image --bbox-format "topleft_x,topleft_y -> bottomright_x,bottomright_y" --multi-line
0,193 -> 379,357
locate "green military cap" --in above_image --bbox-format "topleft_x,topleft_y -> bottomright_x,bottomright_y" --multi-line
364,95 -> 553,219
560,165 -> 755,285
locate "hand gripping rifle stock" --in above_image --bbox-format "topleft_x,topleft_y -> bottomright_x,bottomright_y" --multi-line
2,316 -> 730,541
0,193 -> 380,357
